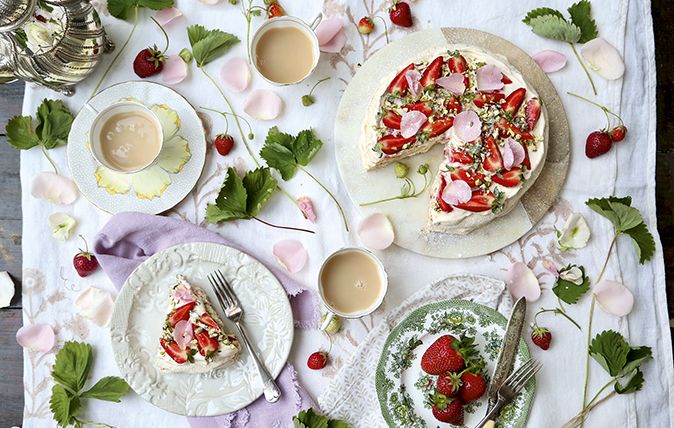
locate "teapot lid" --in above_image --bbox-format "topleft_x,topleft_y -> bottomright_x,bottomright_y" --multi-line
0,0 -> 35,32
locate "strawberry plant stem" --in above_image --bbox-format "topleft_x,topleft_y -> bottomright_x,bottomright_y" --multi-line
569,43 -> 597,96
308,77 -> 331,97
360,172 -> 430,206
567,92 -> 624,125
150,16 -> 169,53
298,166 -> 349,231
40,145 -> 58,174
90,8 -> 139,99
252,216 -> 314,234
534,308 -> 581,330
373,16 -> 389,43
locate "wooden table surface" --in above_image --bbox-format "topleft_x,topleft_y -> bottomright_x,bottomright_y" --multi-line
2,3 -> 673,426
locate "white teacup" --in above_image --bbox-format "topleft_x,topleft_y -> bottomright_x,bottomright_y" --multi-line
318,247 -> 388,331
250,14 -> 322,86
87,101 -> 164,174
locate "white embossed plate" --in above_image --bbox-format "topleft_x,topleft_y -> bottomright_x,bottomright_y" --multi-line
110,242 -> 294,416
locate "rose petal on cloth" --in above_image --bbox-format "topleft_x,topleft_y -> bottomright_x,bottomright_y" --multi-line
244,90 -> 284,120
320,29 -> 346,53
358,213 -> 395,250
593,280 -> 634,316
162,55 -> 188,85
173,320 -> 193,349
436,73 -> 466,96
400,110 -> 427,138
453,110 -> 482,142
581,37 -> 625,80
16,324 -> 55,352
297,196 -> 317,223
154,7 -> 182,26
315,18 -> 345,53
405,69 -> 422,97
500,140 -> 514,170
506,262 -> 541,302
476,64 -> 505,92
75,286 -> 115,327
172,282 -> 194,303
31,171 -> 78,204
273,240 -> 308,273
48,212 -> 76,240
532,50 -> 567,73
441,179 -> 472,205
220,57 -> 250,93
0,271 -> 15,308
542,260 -> 559,277
507,137 -> 526,166
557,213 -> 591,251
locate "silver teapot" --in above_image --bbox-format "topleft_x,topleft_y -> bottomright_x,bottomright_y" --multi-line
0,0 -> 114,95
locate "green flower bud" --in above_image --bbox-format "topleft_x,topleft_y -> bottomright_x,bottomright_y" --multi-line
179,48 -> 192,64
301,95 -> 315,107
394,162 -> 409,178
320,313 -> 342,335
417,163 -> 429,175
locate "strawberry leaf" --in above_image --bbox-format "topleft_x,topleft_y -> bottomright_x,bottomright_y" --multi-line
527,15 -> 582,43
552,265 -> 589,304
80,376 -> 129,402
623,222 -> 656,264
5,115 -> 39,150
522,7 -> 565,24
589,330 -> 629,377
50,385 -> 80,428
206,167 -> 277,223
615,369 -> 644,394
242,167 -> 277,216
260,127 -> 324,180
107,0 -> 173,20
186,25 -> 239,67
567,0 -> 598,44
52,341 -> 93,393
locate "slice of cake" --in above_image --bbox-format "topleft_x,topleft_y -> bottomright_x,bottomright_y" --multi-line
156,275 -> 240,373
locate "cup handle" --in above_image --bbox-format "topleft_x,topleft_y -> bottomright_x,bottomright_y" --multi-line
309,13 -> 323,30
320,311 -> 335,331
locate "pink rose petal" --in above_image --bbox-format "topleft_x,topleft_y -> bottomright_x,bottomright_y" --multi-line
542,260 -> 559,277
500,140 -> 515,170
593,280 -> 634,316
172,282 -> 194,303
75,286 -> 115,327
31,171 -> 78,205
507,137 -> 526,167
436,73 -> 466,96
173,320 -> 193,349
16,324 -> 55,352
297,196 -> 317,223
220,57 -> 250,93
441,179 -> 471,205
273,240 -> 308,273
315,18 -> 344,52
506,262 -> 541,302
476,64 -> 505,92
244,89 -> 283,120
405,69 -> 422,97
162,55 -> 188,85
154,7 -> 182,26
358,213 -> 394,250
532,50 -> 567,73
453,110 -> 482,142
400,110 -> 427,138
320,29 -> 346,53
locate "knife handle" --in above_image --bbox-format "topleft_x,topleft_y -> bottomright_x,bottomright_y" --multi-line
473,400 -> 503,428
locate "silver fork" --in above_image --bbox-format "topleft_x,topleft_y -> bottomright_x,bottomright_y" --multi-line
208,269 -> 281,403
474,358 -> 542,428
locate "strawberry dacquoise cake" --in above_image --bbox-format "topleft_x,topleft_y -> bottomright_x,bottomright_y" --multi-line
360,45 -> 547,234
157,275 -> 240,373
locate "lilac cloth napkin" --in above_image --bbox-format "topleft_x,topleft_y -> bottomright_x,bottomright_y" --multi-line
93,211 -> 317,427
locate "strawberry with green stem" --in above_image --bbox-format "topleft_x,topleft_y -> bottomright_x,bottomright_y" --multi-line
133,17 -> 169,78
302,77 -> 330,107
568,92 -> 627,142
360,162 -> 430,206
357,16 -> 389,43
530,307 -> 581,351
73,235 -> 99,277
307,331 -> 333,370
201,106 -> 255,157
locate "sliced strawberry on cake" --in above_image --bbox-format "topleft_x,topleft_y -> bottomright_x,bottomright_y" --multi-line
156,275 -> 240,373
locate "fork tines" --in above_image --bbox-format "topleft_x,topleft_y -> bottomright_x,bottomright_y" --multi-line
207,269 -> 238,311
503,358 -> 542,394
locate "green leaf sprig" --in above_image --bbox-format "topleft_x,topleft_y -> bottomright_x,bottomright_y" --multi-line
49,341 -> 129,428
240,0 -> 266,63
260,127 -> 350,231
552,264 -> 590,304
302,77 -> 331,107
206,167 -> 314,234
293,407 -> 350,428
6,99 -> 74,174
360,162 -> 431,206
523,0 -> 599,94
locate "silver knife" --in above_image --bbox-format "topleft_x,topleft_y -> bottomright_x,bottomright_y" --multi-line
486,296 -> 527,411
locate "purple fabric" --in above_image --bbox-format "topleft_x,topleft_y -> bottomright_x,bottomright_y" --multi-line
93,212 -> 317,426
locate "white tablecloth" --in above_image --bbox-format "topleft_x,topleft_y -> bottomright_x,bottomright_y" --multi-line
19,0 -> 673,426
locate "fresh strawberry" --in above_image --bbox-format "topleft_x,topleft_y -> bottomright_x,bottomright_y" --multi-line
73,236 -> 99,277
501,73 -> 513,84
357,16 -> 374,34
382,111 -> 402,129
445,95 -> 463,113
405,101 -> 434,117
525,97 -> 541,130
482,137 -> 503,172
502,87 -> 527,116
133,46 -> 166,78
214,134 -> 235,156
307,351 -> 328,370
160,339 -> 190,364
449,149 -> 474,165
459,372 -> 487,402
389,1 -> 413,27
455,190 -> 495,212
35,14 -> 47,23
386,63 -> 415,95
199,312 -> 220,330
421,335 -> 465,374
436,372 -> 462,397
431,394 -> 464,425
420,56 -> 444,88
266,0 -> 284,18
379,134 -> 415,154
585,130 -> 613,158
421,117 -> 454,138
450,168 -> 485,188
195,330 -> 219,357
448,54 -> 468,73
609,125 -> 627,142
492,167 -> 525,187
531,326 -> 552,350
473,92 -> 505,109
437,176 -> 453,213
167,302 -> 196,328
495,118 -> 534,143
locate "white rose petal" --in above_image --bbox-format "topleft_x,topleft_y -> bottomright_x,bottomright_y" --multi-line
75,286 -> 115,327
0,271 -> 15,308
557,213 -> 591,251
48,212 -> 76,240
358,213 -> 395,250
593,280 -> 634,317
506,262 -> 541,302
581,37 -> 625,80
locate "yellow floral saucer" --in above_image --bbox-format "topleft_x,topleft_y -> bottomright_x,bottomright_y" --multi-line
68,81 -> 207,214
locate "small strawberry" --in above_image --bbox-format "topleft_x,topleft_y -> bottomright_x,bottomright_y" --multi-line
436,372 -> 462,397
266,1 -> 285,18
569,92 -> 629,146
307,351 -> 328,370
585,130 -> 613,159
133,45 -> 166,78
609,125 -> 627,142
430,394 -> 464,425
389,1 -> 413,27
531,326 -> 552,350
214,134 -> 235,156
459,372 -> 487,402
73,235 -> 99,277
358,16 -> 375,34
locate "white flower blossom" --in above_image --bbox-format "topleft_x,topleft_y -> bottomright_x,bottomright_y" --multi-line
557,213 -> 591,251
48,212 -> 76,240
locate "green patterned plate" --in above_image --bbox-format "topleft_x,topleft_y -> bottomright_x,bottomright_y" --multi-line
375,300 -> 534,427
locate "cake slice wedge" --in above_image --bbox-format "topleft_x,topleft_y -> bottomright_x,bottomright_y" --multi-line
156,275 -> 240,373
